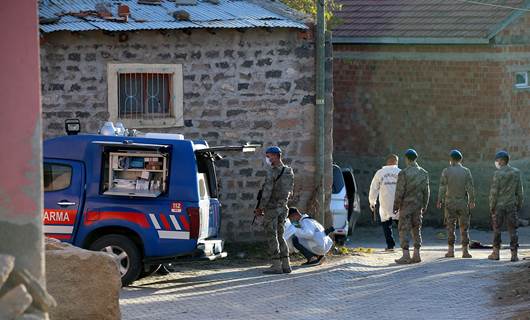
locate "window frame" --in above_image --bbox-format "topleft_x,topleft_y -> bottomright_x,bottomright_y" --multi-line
43,162 -> 73,192
515,71 -> 529,89
107,63 -> 184,128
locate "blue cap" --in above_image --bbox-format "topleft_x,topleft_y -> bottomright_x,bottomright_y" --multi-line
265,146 -> 282,154
450,149 -> 463,160
404,149 -> 418,160
495,150 -> 509,161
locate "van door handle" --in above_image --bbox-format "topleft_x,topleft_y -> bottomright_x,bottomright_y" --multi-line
57,201 -> 76,206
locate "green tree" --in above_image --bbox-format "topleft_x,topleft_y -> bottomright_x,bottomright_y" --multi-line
280,0 -> 342,28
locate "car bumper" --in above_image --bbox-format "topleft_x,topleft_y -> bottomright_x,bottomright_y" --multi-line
143,238 -> 226,265
194,238 -> 226,259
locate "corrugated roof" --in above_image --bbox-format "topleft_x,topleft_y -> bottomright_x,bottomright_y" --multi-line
332,0 -> 529,43
39,0 -> 308,33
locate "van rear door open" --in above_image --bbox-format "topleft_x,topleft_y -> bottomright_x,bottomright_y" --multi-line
194,144 -> 258,239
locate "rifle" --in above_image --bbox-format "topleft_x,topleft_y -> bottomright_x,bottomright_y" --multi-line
252,189 -> 263,225
441,203 -> 446,227
252,167 -> 285,225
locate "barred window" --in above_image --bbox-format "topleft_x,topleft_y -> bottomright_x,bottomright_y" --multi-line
118,73 -> 171,118
108,64 -> 183,128
515,71 -> 528,89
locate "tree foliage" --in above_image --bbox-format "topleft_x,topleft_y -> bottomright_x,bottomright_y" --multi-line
280,0 -> 342,28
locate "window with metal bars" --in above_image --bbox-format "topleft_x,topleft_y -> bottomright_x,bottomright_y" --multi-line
107,63 -> 184,128
118,73 -> 172,119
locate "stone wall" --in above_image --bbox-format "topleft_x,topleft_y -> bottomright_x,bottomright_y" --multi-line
40,28 -> 317,242
333,44 -> 530,227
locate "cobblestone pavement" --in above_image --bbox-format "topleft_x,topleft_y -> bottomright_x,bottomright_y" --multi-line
120,227 -> 530,320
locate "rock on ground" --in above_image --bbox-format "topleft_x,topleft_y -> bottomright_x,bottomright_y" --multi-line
45,238 -> 121,320
0,254 -> 15,288
0,284 -> 33,319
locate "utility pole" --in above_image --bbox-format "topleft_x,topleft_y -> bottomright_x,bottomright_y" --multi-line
316,0 -> 326,225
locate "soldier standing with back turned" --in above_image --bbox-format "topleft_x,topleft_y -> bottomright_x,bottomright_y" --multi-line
393,149 -> 430,264
488,150 -> 523,262
255,146 -> 294,274
437,150 -> 475,259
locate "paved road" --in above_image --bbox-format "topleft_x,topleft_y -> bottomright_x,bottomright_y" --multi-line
120,227 -> 530,320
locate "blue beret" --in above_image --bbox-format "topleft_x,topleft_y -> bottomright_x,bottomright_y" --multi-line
450,149 -> 463,160
495,150 -> 509,160
265,146 -> 282,154
404,149 -> 418,160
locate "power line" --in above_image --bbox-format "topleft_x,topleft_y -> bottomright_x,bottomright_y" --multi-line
453,0 -> 530,12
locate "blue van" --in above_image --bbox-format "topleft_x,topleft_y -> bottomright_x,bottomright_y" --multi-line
43,130 -> 255,285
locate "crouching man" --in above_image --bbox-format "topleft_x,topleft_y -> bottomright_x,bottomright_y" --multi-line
285,208 -> 333,266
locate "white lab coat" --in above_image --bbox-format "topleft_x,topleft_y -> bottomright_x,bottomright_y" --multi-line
369,165 -> 401,222
283,215 -> 333,256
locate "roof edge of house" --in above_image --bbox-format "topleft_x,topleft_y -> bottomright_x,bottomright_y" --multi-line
39,0 -> 310,34
332,0 -> 530,45
486,1 -> 530,40
331,36 -> 490,45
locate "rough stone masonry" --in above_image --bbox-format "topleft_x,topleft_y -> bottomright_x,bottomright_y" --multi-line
40,28 -> 317,241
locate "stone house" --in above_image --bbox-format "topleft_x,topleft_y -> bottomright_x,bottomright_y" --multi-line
332,0 -> 530,226
39,0 -> 322,241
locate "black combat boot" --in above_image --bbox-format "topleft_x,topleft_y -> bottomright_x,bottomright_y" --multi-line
263,259 -> 283,274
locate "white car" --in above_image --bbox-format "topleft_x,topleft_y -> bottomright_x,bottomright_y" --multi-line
330,164 -> 361,245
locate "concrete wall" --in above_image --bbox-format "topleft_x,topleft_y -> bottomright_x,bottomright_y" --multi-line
40,28 -> 317,241
0,1 -> 47,318
333,43 -> 530,227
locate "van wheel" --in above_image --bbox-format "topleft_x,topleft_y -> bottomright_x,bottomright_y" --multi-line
89,235 -> 142,286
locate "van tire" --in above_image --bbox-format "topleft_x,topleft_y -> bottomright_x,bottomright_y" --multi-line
89,234 -> 142,286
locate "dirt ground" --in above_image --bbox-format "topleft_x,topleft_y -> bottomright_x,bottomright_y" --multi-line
496,260 -> 530,320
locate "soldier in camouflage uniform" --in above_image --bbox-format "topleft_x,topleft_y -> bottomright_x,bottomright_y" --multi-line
255,146 -> 294,274
488,150 -> 523,262
393,149 -> 430,264
437,150 -> 475,259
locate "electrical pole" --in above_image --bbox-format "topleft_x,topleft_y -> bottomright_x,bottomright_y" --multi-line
316,0 -> 326,225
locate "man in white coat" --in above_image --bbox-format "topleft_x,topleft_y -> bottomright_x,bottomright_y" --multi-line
285,208 -> 333,266
369,154 -> 401,251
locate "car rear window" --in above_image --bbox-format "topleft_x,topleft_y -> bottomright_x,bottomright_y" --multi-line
332,165 -> 345,194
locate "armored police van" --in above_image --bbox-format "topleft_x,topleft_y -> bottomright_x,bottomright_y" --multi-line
43,122 -> 256,285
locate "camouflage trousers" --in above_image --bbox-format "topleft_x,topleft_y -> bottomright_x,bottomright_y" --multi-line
263,207 -> 289,260
398,209 -> 422,250
491,205 -> 519,250
445,207 -> 471,246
